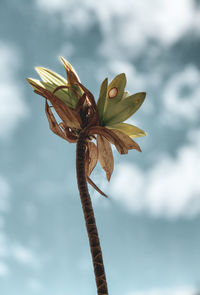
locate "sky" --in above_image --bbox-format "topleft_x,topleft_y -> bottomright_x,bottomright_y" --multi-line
0,0 -> 200,294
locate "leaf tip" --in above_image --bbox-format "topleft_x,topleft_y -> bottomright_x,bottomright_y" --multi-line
142,92 -> 146,98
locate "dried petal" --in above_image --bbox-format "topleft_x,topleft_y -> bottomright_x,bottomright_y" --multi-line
111,129 -> 141,152
87,142 -> 98,176
86,176 -> 107,198
77,82 -> 99,127
88,126 -> 128,154
45,100 -> 76,143
97,135 -> 114,181
59,123 -> 77,142
59,56 -> 80,85
31,82 -> 81,129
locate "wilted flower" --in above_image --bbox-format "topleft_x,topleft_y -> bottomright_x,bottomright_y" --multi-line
27,57 -> 146,197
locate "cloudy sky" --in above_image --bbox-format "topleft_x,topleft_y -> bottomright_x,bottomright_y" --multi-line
0,0 -> 200,294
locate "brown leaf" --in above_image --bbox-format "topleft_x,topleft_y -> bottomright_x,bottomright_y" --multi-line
77,82 -> 97,110
77,82 -> 99,127
59,56 -> 80,85
88,126 -> 128,154
45,101 -> 67,140
87,142 -> 98,176
59,123 -> 77,142
97,135 -> 114,181
86,176 -> 108,198
111,129 -> 141,152
32,83 -> 81,129
75,93 -> 87,113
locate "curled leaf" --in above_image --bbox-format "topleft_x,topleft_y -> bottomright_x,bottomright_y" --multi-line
86,176 -> 108,198
31,82 -> 81,129
45,100 -> 67,140
45,101 -> 77,143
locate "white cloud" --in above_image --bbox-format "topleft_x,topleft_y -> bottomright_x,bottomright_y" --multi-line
0,175 -> 11,211
127,286 -> 195,295
0,176 -> 11,277
162,65 -> 200,125
36,0 -> 200,57
0,232 -> 9,258
0,42 -> 29,140
28,278 -> 43,292
107,129 -> 200,219
0,232 -> 9,276
36,0 -> 94,32
95,0 -> 199,59
11,244 -> 40,269
0,262 -> 9,277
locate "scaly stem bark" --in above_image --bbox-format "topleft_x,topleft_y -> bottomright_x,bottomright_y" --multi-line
76,131 -> 109,295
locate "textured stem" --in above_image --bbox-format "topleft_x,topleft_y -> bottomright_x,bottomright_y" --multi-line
76,131 -> 109,295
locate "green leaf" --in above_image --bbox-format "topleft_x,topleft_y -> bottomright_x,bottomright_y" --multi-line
97,78 -> 108,124
52,87 -> 78,108
103,73 -> 126,116
106,122 -> 146,138
97,73 -> 127,124
107,73 -> 126,101
102,92 -> 146,125
35,67 -> 67,85
26,78 -> 45,91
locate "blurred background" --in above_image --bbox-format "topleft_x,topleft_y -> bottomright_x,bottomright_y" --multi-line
0,0 -> 200,294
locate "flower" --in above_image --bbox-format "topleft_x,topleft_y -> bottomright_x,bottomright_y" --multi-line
27,57 -> 146,197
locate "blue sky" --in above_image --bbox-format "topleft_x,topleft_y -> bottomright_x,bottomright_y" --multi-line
0,0 -> 200,294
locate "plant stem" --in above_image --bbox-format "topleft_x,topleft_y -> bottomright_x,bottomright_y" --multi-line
76,131 -> 109,295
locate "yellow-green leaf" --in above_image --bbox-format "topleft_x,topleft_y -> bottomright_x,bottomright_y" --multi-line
97,78 -> 108,124
26,78 -> 45,92
107,73 -> 126,102
35,67 -> 67,85
106,122 -> 146,138
102,92 -> 146,125
102,73 -> 126,117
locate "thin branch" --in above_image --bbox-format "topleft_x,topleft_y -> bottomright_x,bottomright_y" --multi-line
76,130 -> 109,295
